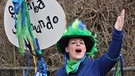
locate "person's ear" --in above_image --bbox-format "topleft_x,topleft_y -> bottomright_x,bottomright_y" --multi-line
65,47 -> 69,53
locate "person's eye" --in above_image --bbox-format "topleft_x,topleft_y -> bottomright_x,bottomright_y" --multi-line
71,41 -> 76,44
80,41 -> 84,44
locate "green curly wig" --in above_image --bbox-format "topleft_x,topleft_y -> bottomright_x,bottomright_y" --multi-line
56,19 -> 98,58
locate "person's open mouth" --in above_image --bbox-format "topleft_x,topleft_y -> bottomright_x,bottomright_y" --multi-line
75,49 -> 82,53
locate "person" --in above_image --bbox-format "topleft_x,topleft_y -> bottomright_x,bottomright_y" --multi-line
55,9 -> 125,76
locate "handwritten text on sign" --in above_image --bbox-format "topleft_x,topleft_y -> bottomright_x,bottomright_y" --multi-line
8,0 -> 59,34
4,0 -> 66,49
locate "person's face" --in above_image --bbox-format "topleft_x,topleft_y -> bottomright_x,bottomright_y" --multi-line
65,38 -> 86,61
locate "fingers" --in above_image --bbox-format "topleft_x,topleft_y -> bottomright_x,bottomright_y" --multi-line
121,9 -> 125,26
121,9 -> 125,19
115,9 -> 125,31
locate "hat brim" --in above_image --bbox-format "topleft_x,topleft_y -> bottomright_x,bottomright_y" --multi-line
56,36 -> 95,54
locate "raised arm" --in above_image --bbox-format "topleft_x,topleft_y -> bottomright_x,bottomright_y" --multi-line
107,9 -> 125,59
98,9 -> 125,74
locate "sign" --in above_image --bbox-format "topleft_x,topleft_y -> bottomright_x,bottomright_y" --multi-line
4,0 -> 66,49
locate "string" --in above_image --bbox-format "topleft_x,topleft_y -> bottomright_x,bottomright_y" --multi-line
34,38 -> 47,76
113,54 -> 124,76
25,40 -> 30,76
12,0 -> 48,75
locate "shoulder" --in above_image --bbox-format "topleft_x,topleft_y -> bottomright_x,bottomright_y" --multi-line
56,66 -> 67,76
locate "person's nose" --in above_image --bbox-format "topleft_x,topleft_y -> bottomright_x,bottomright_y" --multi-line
76,42 -> 80,46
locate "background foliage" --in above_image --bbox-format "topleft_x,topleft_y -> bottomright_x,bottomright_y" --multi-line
0,0 -> 135,76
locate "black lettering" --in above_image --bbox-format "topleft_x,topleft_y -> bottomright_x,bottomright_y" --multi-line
37,0 -> 45,9
27,3 -> 32,10
46,16 -> 53,29
53,16 -> 59,24
12,24 -> 17,34
12,29 -> 16,34
28,0 -> 46,13
32,23 -> 42,33
32,2 -> 39,13
8,5 -> 14,18
36,25 -> 42,33
31,23 -> 35,30
38,20 -> 45,28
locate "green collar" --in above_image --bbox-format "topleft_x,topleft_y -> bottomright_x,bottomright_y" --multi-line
66,55 -> 86,74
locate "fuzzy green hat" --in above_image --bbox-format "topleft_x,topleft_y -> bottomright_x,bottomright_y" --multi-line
56,19 -> 98,58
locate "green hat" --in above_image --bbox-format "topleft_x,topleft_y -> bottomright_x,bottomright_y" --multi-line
56,19 -> 98,58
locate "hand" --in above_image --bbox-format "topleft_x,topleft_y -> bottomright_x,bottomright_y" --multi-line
114,9 -> 125,31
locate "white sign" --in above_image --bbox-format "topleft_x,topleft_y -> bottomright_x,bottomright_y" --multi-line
4,0 -> 66,49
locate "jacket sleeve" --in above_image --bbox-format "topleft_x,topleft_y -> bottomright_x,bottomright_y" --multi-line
107,27 -> 123,59
98,27 -> 123,75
